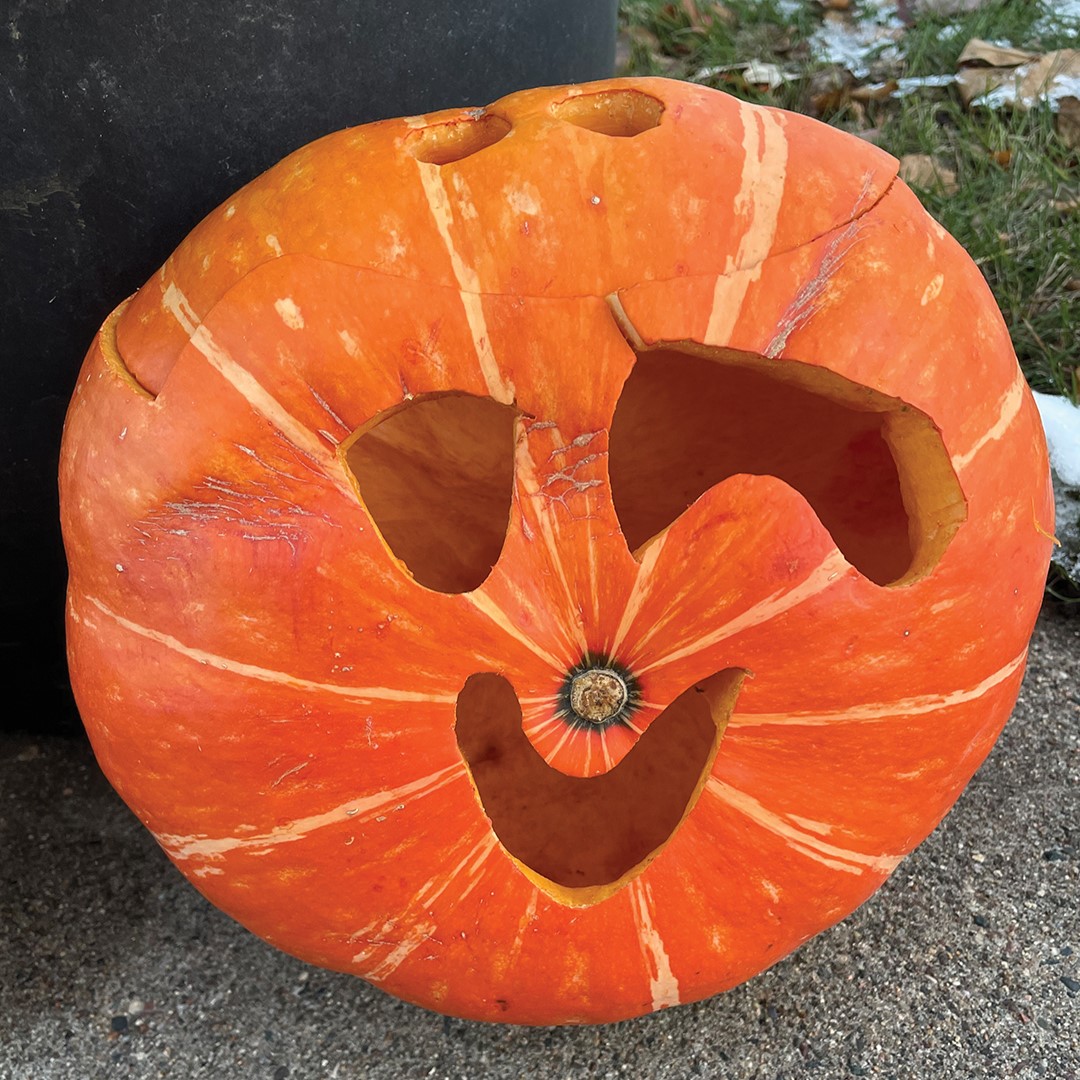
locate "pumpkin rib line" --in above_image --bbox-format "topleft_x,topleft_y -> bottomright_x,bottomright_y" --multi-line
78,594 -> 460,704
704,778 -> 905,875
727,648 -> 1028,728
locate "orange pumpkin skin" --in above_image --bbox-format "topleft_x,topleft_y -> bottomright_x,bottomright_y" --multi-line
60,77 -> 1053,1025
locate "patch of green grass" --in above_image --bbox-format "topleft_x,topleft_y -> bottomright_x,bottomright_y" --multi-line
880,97 -> 1079,400
621,0 -> 1080,591
619,0 -> 1080,403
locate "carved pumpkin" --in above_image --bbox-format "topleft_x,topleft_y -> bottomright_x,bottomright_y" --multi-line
60,78 -> 1053,1025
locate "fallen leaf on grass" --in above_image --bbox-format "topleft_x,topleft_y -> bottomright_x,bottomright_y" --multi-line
956,39 -> 1041,69
899,154 -> 959,194
958,45 -> 1080,110
694,59 -> 797,90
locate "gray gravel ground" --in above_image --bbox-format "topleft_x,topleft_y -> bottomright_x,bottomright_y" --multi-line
2,604 -> 1078,1080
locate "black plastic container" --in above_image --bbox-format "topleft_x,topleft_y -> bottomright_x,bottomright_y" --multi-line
0,0 -> 618,734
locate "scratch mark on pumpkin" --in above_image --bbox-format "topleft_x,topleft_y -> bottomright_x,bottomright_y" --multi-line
629,880 -> 681,1011
308,386 -> 349,433
157,761 -> 465,862
952,370 -> 1025,473
634,549 -> 850,676
729,648 -> 1027,728
270,760 -> 310,788
765,215 -> 868,358
355,831 -> 498,982
415,162 -> 514,403
188,324 -> 354,502
705,778 -> 904,875
507,888 -> 540,971
83,595 -> 459,705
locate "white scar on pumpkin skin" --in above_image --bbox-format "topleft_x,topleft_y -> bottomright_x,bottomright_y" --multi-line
629,880 -> 681,1011
952,369 -> 1026,473
705,779 -> 904,875
83,596 -> 459,706
156,761 -> 465,862
705,106 -> 789,345
729,648 -> 1027,728
634,548 -> 850,676
415,162 -> 514,403
274,297 -> 305,329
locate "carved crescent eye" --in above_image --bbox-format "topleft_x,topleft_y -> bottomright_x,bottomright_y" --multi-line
609,345 -> 967,586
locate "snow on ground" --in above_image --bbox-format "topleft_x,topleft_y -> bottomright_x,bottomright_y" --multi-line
1034,391 -> 1080,487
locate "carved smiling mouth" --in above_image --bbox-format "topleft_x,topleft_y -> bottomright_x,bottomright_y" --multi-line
456,663 -> 744,906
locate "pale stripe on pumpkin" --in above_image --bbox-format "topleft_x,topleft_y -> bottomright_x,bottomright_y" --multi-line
83,596 -> 459,705
952,369 -> 1026,473
188,324 -> 344,476
609,531 -> 669,659
414,162 -> 514,403
629,879 -> 681,1011
634,548 -> 850,676
354,831 -> 498,981
705,105 -> 788,345
463,590 -> 567,669
728,648 -> 1027,728
705,778 -> 904,875
163,281 -> 200,335
156,761 -> 465,862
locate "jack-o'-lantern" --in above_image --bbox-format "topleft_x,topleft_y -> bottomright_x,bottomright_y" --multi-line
60,78 -> 1053,1025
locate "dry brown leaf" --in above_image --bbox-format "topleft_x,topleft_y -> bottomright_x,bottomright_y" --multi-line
957,38 -> 1040,69
958,48 -> 1080,110
899,154 -> 959,194
808,65 -> 855,116
1058,96 -> 1080,150
990,149 -> 1012,168
851,80 -> 899,102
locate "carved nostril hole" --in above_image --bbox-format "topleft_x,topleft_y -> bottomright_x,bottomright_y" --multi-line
550,90 -> 664,138
343,393 -> 518,593
407,114 -> 511,165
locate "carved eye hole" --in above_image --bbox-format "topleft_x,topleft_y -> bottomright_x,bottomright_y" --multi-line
343,393 -> 518,593
609,347 -> 966,587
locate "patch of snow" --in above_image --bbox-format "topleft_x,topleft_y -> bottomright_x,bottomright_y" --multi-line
863,74 -> 957,96
974,67 -> 1080,111
1036,0 -> 1080,33
1034,392 -> 1080,487
810,13 -> 902,79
